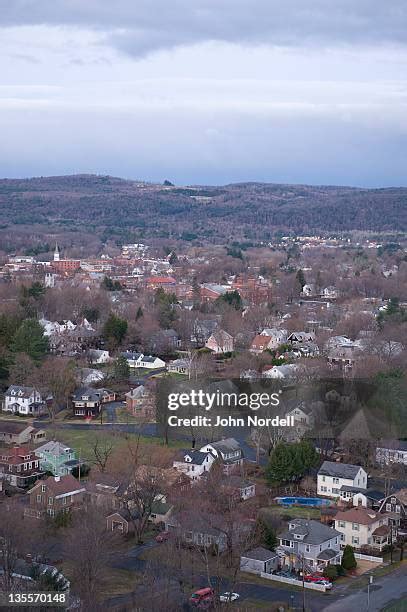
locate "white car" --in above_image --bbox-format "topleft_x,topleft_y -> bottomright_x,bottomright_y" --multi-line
219,592 -> 240,603
315,580 -> 333,590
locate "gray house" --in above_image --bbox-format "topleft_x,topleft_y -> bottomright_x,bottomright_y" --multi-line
278,519 -> 342,573
240,547 -> 279,574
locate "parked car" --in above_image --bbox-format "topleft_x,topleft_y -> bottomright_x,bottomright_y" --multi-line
219,592 -> 240,603
155,531 -> 170,543
189,588 -> 215,606
304,574 -> 322,583
315,579 -> 333,589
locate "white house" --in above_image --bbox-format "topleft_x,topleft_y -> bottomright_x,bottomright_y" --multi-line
88,349 -> 110,365
173,449 -> 215,481
317,461 -> 367,501
200,438 -> 243,474
3,386 -> 45,416
121,352 -> 165,369
376,441 -> 407,466
262,364 -> 299,380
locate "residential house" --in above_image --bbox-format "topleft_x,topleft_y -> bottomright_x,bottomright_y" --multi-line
317,461 -> 367,501
125,386 -> 155,420
3,385 -> 45,416
376,441 -> 407,466
25,474 -> 86,519
335,507 -> 390,551
71,387 -> 102,418
168,358 -> 190,376
150,329 -> 181,353
287,331 -> 316,345
191,317 -> 221,345
250,334 -> 272,354
353,489 -> 407,532
260,328 -> 288,350
121,351 -> 165,369
78,368 -> 106,385
200,438 -> 243,474
173,450 -> 215,481
149,500 -> 174,526
286,402 -> 315,428
223,476 -> 256,501
278,519 -> 342,572
262,364 -> 299,380
88,349 -> 110,364
240,548 -> 280,575
36,441 -> 79,477
86,474 -> 121,511
165,513 -> 228,552
98,388 -> 116,403
0,423 -> 46,446
139,355 -> 166,369
205,329 -> 234,354
0,446 -> 44,488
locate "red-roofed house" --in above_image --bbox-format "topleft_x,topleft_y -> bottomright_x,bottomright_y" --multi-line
0,446 -> 44,488
25,474 -> 86,519
334,506 -> 390,551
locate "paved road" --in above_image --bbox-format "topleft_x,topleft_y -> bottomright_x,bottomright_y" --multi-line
322,565 -> 407,612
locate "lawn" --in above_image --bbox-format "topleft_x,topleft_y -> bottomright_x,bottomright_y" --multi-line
260,505 -> 322,520
382,599 -> 407,612
49,427 -> 184,462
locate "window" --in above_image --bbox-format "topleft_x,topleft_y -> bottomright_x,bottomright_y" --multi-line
305,545 -> 311,553
48,497 -> 53,505
338,521 -> 345,528
41,485 -> 46,492
62,497 -> 67,505
36,495 -> 42,502
386,504 -> 391,512
322,476 -> 326,482
333,478 -> 339,484
281,539 -> 293,547
352,523 -> 359,531
352,536 -> 359,545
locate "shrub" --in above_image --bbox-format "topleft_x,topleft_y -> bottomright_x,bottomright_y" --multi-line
323,565 -> 338,581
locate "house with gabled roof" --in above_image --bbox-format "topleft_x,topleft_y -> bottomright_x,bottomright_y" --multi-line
205,329 -> 234,354
3,385 -> 45,416
334,507 -> 390,551
173,449 -> 215,481
25,474 -> 86,519
317,461 -> 367,501
278,519 -> 342,572
200,438 -> 243,474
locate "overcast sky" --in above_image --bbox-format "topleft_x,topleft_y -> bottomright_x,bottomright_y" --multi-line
1,1 -> 407,186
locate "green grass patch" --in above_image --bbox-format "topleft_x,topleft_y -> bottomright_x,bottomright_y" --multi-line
261,504 -> 322,520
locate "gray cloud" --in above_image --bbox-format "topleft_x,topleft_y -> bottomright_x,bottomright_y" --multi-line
1,1 -> 407,56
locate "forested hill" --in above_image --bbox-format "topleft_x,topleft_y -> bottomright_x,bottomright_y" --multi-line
0,174 -> 406,240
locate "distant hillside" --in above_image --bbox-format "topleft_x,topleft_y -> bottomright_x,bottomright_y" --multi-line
0,174 -> 406,241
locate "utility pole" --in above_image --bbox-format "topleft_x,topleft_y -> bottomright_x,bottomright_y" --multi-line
367,574 -> 373,610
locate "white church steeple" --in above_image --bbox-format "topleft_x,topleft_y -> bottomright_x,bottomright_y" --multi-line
54,242 -> 60,262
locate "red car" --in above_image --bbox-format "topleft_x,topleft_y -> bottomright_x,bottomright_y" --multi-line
304,574 -> 323,583
155,531 -> 170,543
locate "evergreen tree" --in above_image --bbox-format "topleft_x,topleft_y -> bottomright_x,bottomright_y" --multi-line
103,314 -> 128,346
113,356 -> 130,380
216,290 -> 243,311
296,268 -> 306,290
341,545 -> 357,570
258,519 -> 278,551
11,319 -> 48,362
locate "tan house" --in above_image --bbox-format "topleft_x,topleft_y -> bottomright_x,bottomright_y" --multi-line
0,423 -> 46,446
25,474 -> 86,519
205,329 -> 234,354
335,507 -> 390,551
